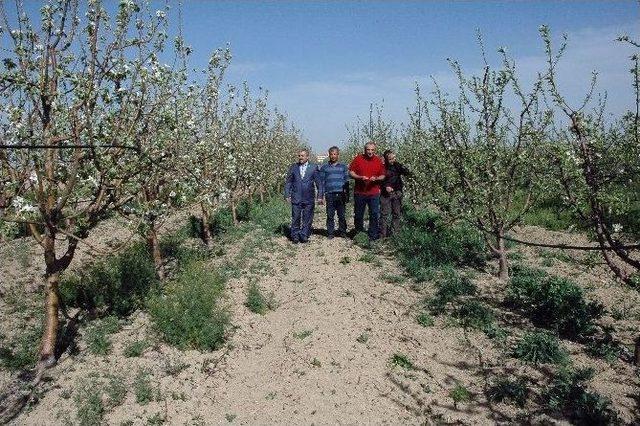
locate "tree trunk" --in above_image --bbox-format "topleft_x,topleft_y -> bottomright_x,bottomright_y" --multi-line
259,187 -> 265,203
231,199 -> 238,225
38,271 -> 60,370
146,225 -> 164,281
200,203 -> 212,247
496,229 -> 509,281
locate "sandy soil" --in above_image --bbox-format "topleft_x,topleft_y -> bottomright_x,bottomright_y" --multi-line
2,206 -> 639,425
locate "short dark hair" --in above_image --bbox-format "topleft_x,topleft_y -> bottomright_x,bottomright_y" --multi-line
328,146 -> 340,153
383,149 -> 394,159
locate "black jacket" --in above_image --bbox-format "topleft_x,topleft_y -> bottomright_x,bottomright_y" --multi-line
382,162 -> 411,195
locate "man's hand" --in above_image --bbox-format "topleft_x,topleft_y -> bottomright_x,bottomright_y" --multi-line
385,186 -> 394,193
361,176 -> 370,181
286,197 -> 291,203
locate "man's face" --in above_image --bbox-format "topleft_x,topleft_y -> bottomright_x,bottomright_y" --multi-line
364,144 -> 376,158
298,150 -> 309,164
328,149 -> 339,163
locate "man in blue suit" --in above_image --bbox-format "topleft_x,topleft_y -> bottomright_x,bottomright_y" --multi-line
284,149 -> 323,243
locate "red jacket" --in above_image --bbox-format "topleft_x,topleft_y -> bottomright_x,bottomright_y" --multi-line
349,154 -> 386,196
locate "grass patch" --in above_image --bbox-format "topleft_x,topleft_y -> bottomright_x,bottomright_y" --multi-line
449,383 -> 471,408
356,332 -> 369,343
358,252 -> 376,263
134,369 -> 154,405
245,281 -> 275,315
75,379 -> 104,426
487,376 -> 529,407
85,316 -> 120,355
381,273 -> 405,284
512,331 -> 568,365
293,330 -> 312,340
393,208 -> 485,281
416,312 -> 434,327
0,325 -> 41,370
545,367 -> 619,424
148,261 -> 229,350
390,353 -> 413,370
59,242 -> 158,317
123,340 -> 149,358
453,300 -> 495,331
507,265 -> 604,339
427,268 -> 476,314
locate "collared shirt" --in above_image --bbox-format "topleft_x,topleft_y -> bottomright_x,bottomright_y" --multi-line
319,161 -> 349,194
349,154 -> 386,196
299,161 -> 309,179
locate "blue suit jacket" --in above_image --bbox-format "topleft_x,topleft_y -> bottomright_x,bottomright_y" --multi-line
284,162 -> 323,204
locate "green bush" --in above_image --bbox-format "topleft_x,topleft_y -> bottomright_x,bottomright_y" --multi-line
147,262 -> 229,350
245,281 -> 273,315
545,367 -> 619,424
393,208 -> 485,280
487,376 -> 529,407
454,300 -> 495,331
507,266 -> 604,338
75,380 -> 104,426
512,331 -> 568,365
85,316 -> 120,355
0,325 -> 41,370
123,340 -> 149,358
59,242 -> 158,317
248,198 -> 290,235
427,268 -> 476,314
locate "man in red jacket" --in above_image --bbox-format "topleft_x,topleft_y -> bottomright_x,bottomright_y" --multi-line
349,141 -> 386,240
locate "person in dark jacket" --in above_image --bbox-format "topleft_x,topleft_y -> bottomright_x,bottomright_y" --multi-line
284,149 -> 323,243
380,149 -> 411,238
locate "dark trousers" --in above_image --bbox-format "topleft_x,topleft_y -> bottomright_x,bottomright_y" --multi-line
380,191 -> 403,237
291,202 -> 314,241
354,194 -> 380,240
325,192 -> 347,236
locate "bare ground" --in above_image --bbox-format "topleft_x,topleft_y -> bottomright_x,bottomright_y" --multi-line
1,206 -> 639,425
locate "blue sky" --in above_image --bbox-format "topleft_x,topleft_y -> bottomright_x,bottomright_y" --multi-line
169,1 -> 638,151
9,1 -> 640,151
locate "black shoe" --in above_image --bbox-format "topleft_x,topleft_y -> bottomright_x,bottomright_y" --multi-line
300,238 -> 309,243
327,234 -> 334,239
292,239 -> 300,244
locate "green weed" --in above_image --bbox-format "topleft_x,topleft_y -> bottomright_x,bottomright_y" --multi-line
356,332 -> 369,343
545,367 -> 619,424
449,383 -> 471,409
85,316 -> 120,355
453,300 -> 495,331
487,376 -> 529,407
427,268 -> 476,314
134,369 -> 154,405
245,281 -> 275,315
123,340 -> 148,358
416,312 -> 434,327
148,262 -> 229,350
512,331 -> 568,365
393,208 -> 485,280
391,353 -> 413,370
507,265 -> 604,338
75,380 -> 104,426
59,242 -> 158,317
105,374 -> 127,407
293,330 -> 312,340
